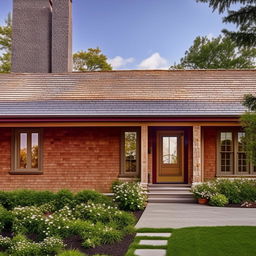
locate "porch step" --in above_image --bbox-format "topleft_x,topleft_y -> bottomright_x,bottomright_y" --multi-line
148,184 -> 191,187
148,197 -> 196,203
147,184 -> 195,203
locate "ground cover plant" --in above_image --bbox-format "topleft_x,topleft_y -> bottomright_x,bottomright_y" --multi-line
0,189 -> 138,256
192,179 -> 256,206
126,227 -> 256,256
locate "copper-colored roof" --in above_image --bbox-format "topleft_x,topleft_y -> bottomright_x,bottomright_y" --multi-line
0,70 -> 255,117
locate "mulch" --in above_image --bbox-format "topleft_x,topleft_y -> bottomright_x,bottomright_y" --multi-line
227,202 -> 256,208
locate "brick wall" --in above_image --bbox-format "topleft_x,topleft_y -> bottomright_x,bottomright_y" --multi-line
203,127 -> 217,181
0,127 -> 122,192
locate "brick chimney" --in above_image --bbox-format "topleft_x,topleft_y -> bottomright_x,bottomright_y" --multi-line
11,0 -> 72,73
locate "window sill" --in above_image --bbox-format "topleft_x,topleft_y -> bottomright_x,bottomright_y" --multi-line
9,171 -> 43,175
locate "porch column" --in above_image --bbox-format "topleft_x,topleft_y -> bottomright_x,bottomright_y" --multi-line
193,125 -> 202,183
140,125 -> 148,187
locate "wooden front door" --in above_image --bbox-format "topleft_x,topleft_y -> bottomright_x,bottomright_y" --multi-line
156,131 -> 184,183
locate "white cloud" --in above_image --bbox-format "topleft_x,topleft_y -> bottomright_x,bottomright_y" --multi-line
138,53 -> 169,70
108,56 -> 135,69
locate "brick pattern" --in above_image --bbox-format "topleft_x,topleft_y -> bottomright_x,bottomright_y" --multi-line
203,127 -> 217,180
0,127 -> 122,193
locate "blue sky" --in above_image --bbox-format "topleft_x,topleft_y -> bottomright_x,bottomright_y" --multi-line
0,0 -> 236,69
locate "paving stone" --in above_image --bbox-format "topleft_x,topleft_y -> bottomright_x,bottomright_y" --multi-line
139,239 -> 168,246
134,249 -> 166,256
136,233 -> 171,237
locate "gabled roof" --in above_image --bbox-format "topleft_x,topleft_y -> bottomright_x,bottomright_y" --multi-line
0,70 -> 255,117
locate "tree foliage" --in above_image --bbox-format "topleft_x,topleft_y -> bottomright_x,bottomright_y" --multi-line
0,13 -> 12,73
241,94 -> 256,165
196,0 -> 256,47
171,35 -> 256,69
73,48 -> 112,71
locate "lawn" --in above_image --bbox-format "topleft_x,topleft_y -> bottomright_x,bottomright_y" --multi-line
127,226 -> 256,256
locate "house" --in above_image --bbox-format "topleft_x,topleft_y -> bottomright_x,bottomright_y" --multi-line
0,0 -> 256,193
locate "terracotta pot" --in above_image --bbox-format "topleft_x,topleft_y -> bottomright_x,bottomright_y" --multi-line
198,198 -> 209,205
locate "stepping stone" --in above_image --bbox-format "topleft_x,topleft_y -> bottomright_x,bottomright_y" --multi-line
139,240 -> 168,246
135,249 -> 166,256
136,233 -> 171,237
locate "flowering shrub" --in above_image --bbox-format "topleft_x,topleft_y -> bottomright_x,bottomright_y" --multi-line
191,182 -> 217,199
12,206 -> 44,234
0,235 -> 12,250
209,193 -> 228,207
112,182 -> 147,211
7,234 -> 64,256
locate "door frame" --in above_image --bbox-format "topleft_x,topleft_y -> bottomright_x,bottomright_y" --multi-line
151,127 -> 189,184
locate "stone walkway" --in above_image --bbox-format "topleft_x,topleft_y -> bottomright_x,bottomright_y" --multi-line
134,232 -> 171,256
136,203 -> 256,228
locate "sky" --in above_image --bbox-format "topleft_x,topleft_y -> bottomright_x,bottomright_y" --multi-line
0,0 -> 237,70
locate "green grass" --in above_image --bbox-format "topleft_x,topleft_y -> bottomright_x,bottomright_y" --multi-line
126,227 -> 256,256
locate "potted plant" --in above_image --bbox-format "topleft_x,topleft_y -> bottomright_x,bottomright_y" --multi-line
191,183 -> 213,204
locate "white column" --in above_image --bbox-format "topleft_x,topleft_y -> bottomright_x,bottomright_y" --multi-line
140,125 -> 148,187
193,125 -> 202,183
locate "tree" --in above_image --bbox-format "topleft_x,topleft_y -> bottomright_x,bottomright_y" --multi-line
170,35 -> 256,69
0,13 -> 12,73
196,0 -> 256,47
73,47 -> 112,71
241,94 -> 256,166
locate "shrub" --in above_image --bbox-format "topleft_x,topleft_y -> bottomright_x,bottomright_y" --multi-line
112,182 -> 147,211
57,250 -> 86,256
215,179 -> 256,204
0,235 -> 12,250
54,190 -> 74,210
7,234 -> 64,256
0,190 -> 55,210
0,206 -> 13,231
74,190 -> 112,206
209,193 -> 229,207
191,182 -> 216,199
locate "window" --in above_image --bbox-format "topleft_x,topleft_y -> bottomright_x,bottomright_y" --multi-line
218,131 -> 255,175
120,130 -> 140,177
12,129 -> 42,174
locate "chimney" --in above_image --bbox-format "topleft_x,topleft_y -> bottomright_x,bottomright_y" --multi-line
12,0 -> 52,73
52,0 -> 73,72
11,0 -> 73,73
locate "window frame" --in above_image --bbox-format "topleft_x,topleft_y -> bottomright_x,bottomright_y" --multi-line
217,129 -> 255,176
11,128 -> 43,175
120,128 -> 140,177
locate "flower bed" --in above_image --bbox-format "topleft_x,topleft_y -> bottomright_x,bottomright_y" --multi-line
0,186 -> 146,256
192,179 -> 256,207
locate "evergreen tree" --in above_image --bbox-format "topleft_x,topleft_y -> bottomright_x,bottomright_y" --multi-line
197,0 -> 256,47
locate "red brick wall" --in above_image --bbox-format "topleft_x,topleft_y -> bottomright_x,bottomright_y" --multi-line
203,127 -> 217,181
0,127 -> 122,192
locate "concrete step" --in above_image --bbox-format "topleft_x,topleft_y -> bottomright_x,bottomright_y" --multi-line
148,197 -> 196,203
148,192 -> 194,199
148,184 -> 191,187
148,187 -> 191,192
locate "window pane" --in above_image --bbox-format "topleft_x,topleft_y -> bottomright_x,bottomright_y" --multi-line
19,133 -> 27,168
220,132 -> 232,152
220,152 -> 233,173
31,133 -> 39,168
125,132 -> 137,172
238,132 -> 246,152
162,136 -> 177,164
